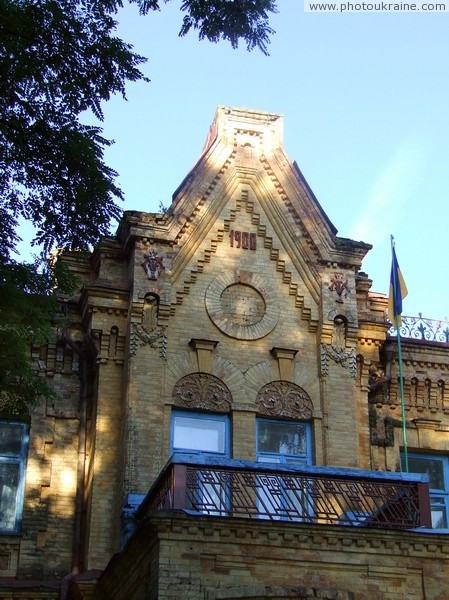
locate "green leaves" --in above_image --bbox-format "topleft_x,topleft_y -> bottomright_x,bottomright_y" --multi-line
0,0 -> 277,260
178,0 -> 277,55
131,0 -> 277,54
0,0 -> 148,259
0,0 -> 277,410
0,260 -> 62,411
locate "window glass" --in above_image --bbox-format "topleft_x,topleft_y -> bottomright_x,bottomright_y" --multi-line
0,463 -> 21,531
406,456 -> 444,490
171,411 -> 229,515
257,420 -> 310,462
0,423 -> 25,455
0,422 -> 29,533
402,453 -> 449,529
172,413 -> 228,455
430,498 -> 447,529
256,419 -> 312,521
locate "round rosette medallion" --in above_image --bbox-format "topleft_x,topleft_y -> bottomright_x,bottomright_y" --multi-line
205,271 -> 278,340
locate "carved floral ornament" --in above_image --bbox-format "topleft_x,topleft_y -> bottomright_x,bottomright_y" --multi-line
142,249 -> 165,280
318,312 -> 357,378
256,381 -> 314,420
131,325 -> 167,359
320,344 -> 357,378
172,373 -> 232,412
130,294 -> 167,359
328,272 -> 350,304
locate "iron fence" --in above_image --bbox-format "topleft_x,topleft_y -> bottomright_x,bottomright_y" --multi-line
389,315 -> 449,344
139,454 -> 431,530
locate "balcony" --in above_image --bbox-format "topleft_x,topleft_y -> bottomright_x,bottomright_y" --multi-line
388,314 -> 449,345
137,453 -> 431,530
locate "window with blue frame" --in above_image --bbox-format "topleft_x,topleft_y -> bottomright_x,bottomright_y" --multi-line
171,411 -> 230,515
0,422 -> 29,533
256,419 -> 312,520
401,452 -> 449,529
171,411 -> 229,456
257,419 -> 312,465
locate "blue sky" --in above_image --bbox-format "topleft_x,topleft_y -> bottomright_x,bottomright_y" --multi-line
24,2 -> 449,321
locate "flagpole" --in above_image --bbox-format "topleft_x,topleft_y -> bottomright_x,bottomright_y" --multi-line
390,235 -> 408,472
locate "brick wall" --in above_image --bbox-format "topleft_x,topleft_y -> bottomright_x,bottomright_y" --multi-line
93,512 -> 449,600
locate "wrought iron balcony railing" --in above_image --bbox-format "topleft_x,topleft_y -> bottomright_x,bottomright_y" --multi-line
388,314 -> 449,344
137,454 -> 431,530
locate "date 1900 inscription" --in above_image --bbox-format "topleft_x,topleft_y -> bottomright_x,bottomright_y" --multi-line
229,230 -> 257,250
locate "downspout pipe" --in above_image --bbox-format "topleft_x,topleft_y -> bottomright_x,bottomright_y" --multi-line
58,332 -> 89,599
71,347 -> 88,574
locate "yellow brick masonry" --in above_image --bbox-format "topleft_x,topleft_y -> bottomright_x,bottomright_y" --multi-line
232,411 -> 257,460
320,361 -> 362,468
122,191 -> 326,497
86,359 -> 126,570
93,512 -> 449,600
13,107 -> 449,597
158,196 -> 365,474
119,183 -> 377,504
17,391 -> 81,580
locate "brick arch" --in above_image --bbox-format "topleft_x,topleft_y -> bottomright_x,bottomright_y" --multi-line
172,372 -> 232,413
165,352 -> 246,407
327,307 -> 356,324
256,381 -> 313,420
244,360 -> 279,397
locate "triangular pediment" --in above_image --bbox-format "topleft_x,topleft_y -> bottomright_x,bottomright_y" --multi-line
118,106 -> 371,329
161,106 -> 369,270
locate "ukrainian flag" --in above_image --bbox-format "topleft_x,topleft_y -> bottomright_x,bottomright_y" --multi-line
387,240 -> 408,327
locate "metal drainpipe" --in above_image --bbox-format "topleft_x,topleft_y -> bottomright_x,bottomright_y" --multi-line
71,347 -> 88,574
58,333 -> 89,600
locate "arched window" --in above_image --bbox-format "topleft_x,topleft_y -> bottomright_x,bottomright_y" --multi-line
255,381 -> 314,520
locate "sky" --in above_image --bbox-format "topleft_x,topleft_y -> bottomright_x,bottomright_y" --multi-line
24,2 -> 449,321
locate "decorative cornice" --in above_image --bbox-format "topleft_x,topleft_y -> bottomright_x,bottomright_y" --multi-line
150,512 -> 449,557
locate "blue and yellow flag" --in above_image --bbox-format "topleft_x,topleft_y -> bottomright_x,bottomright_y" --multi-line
387,240 -> 408,327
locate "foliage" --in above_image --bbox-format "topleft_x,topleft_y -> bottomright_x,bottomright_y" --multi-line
136,0 -> 277,55
0,0 -> 148,259
0,0 -> 277,260
0,0 -> 277,409
0,259 -> 78,412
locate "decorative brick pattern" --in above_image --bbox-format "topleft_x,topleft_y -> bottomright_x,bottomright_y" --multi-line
8,106 -> 449,599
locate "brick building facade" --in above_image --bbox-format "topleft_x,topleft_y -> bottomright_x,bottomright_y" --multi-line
1,107 -> 449,599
